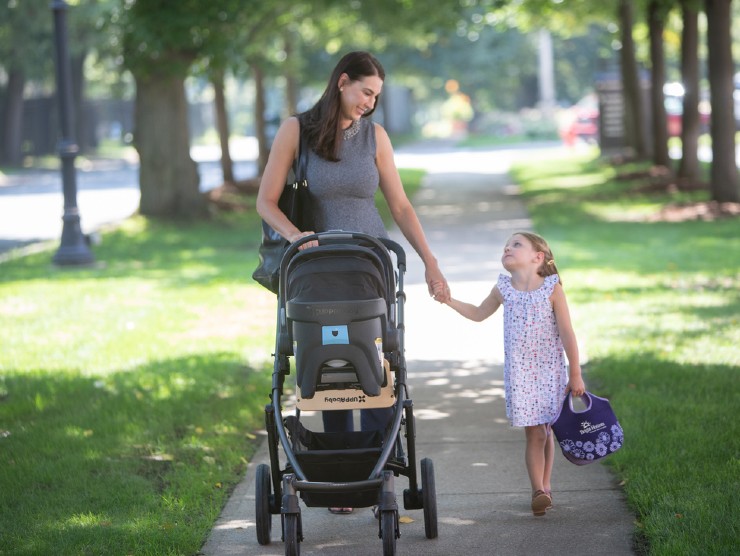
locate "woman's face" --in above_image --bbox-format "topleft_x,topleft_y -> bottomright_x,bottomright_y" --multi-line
338,74 -> 383,122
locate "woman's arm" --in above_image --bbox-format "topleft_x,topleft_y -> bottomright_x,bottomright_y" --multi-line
256,117 -> 317,246
374,123 -> 449,299
445,286 -> 502,322
552,283 -> 585,396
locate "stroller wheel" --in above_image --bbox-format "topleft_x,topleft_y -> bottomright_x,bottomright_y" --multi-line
380,510 -> 398,556
282,512 -> 301,556
421,458 -> 438,539
255,464 -> 272,545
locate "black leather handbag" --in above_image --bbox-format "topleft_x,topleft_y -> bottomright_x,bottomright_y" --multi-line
252,126 -> 311,294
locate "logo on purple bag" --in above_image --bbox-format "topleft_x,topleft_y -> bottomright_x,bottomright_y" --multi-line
580,420 -> 607,435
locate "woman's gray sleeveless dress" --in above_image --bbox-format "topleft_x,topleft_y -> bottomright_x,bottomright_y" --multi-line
306,118 -> 387,238
303,117 -> 392,433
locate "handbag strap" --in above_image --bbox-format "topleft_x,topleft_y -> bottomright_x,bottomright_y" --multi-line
551,391 -> 593,425
294,122 -> 309,185
566,391 -> 593,415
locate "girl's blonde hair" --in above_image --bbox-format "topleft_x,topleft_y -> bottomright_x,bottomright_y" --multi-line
513,231 -> 562,285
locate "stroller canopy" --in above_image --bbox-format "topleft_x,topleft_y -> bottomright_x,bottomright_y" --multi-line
286,245 -> 388,304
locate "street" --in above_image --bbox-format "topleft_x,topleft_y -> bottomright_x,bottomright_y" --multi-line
0,139 -> 733,259
0,140 -> 257,256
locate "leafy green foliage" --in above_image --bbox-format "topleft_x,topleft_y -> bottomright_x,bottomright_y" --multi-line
0,0 -> 54,79
119,0 -> 279,77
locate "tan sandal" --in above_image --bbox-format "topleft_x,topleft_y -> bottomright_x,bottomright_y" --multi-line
531,490 -> 551,516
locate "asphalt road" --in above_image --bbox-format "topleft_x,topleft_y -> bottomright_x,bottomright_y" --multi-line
0,141 -> 257,257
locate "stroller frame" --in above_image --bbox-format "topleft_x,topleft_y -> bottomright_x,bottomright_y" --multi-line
255,232 -> 438,556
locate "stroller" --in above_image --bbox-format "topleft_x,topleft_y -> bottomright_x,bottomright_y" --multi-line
255,231 -> 438,556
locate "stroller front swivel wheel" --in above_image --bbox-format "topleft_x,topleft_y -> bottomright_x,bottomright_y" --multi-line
282,512 -> 301,556
380,510 -> 398,556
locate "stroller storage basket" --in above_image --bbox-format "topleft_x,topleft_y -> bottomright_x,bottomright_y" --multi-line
286,416 -> 385,507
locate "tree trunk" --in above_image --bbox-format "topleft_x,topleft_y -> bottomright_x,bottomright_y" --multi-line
252,63 -> 269,175
0,68 -> 26,166
618,0 -> 649,159
705,0 -> 739,202
134,72 -> 204,217
648,1 -> 669,167
212,69 -> 234,184
678,1 -> 701,184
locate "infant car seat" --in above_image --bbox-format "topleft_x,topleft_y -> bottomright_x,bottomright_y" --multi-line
284,244 -> 392,399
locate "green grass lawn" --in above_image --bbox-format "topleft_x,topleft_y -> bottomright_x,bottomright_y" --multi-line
0,169 -> 424,555
510,151 -> 739,556
3,157 -> 736,554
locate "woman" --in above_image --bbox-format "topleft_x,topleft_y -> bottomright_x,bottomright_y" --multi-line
256,52 -> 449,511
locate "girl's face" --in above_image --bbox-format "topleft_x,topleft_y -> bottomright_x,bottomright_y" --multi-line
338,74 -> 382,122
501,234 -> 542,271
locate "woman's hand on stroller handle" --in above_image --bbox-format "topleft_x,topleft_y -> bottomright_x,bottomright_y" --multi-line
290,230 -> 319,250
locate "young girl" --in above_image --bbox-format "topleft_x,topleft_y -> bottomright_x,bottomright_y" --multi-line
438,232 -> 585,516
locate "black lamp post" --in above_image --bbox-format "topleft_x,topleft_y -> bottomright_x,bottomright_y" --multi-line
51,0 -> 94,266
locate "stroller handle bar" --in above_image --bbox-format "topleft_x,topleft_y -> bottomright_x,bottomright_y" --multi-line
286,231 -> 406,269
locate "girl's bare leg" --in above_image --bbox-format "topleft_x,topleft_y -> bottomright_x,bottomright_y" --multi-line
525,424 -> 552,516
543,428 -> 554,493
524,425 -> 547,493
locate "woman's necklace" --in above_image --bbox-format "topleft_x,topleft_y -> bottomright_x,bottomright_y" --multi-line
343,118 -> 361,140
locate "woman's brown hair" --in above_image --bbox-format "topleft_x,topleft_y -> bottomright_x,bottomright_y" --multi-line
298,51 -> 385,161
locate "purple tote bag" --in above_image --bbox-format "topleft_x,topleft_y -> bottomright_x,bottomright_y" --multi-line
550,391 -> 624,465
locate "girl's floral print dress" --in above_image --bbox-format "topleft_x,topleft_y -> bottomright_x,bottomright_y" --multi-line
497,274 -> 568,427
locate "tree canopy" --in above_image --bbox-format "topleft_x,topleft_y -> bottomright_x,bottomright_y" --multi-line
1,0 -> 738,210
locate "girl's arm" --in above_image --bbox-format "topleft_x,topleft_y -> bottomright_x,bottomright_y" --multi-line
374,123 -> 449,300
551,283 -> 586,396
445,285 -> 502,322
256,117 -> 317,247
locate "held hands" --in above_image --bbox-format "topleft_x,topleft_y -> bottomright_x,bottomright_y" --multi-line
424,261 -> 450,303
430,279 -> 450,304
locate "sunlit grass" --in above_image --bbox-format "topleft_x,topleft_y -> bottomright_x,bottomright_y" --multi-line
0,210 -> 276,554
0,168 -> 424,554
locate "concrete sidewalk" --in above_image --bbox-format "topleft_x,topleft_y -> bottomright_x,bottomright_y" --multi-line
201,145 -> 635,555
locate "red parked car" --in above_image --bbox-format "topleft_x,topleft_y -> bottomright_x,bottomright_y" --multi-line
561,85 -> 711,145
663,82 -> 710,137
560,94 -> 599,145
